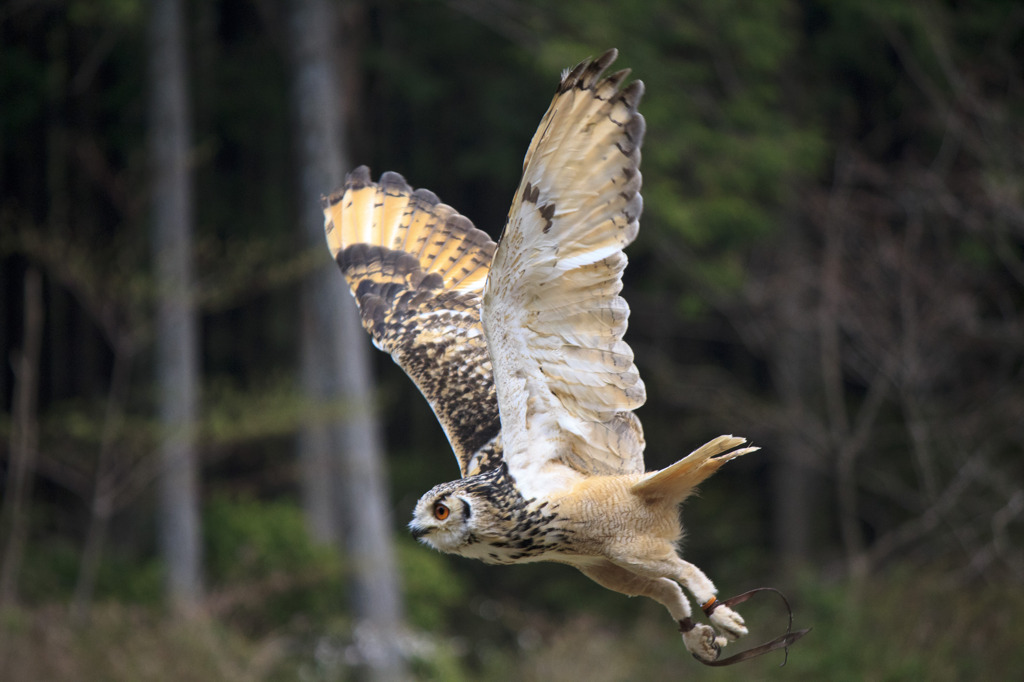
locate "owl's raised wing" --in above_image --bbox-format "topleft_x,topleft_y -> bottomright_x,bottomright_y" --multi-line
322,167 -> 503,477
482,49 -> 647,486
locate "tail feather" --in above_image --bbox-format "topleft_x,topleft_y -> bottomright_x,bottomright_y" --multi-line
632,435 -> 758,502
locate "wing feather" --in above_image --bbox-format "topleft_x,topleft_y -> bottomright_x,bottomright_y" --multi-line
483,49 -> 647,486
323,49 -> 648,488
323,167 -> 502,476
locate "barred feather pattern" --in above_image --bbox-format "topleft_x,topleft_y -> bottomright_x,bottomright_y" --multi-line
322,167 -> 502,476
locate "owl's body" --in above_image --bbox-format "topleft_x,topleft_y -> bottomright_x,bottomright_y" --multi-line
416,436 -> 747,567
322,50 -> 756,662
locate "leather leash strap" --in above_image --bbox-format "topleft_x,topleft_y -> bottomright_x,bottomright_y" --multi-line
696,586 -> 811,667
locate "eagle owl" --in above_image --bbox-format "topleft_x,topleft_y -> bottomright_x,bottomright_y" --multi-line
322,49 -> 762,663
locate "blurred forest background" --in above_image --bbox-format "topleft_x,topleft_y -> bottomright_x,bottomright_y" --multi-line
2,0 -> 1023,680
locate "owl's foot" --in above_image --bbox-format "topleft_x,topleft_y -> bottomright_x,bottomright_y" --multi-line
678,618 -> 726,662
707,603 -> 748,641
688,587 -> 812,667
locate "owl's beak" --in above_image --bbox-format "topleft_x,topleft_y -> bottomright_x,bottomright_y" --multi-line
409,522 -> 430,540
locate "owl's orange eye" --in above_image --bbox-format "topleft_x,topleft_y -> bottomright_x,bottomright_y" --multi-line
433,502 -> 450,520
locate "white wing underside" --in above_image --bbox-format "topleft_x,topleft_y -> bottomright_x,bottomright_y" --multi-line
483,50 -> 648,496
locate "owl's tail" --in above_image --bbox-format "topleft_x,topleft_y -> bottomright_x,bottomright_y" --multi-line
631,435 -> 758,503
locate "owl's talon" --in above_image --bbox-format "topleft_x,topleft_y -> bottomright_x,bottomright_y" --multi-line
680,620 -> 722,662
710,604 -> 748,641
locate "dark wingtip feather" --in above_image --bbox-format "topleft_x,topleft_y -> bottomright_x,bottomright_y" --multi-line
560,49 -> 617,92
346,165 -> 372,187
379,170 -> 412,194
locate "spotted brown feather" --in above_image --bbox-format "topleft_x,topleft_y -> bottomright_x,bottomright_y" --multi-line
322,167 -> 502,476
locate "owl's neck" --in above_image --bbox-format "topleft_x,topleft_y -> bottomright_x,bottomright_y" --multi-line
452,464 -> 577,565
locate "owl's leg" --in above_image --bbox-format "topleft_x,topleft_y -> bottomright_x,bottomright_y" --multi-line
579,561 -> 724,662
672,558 -> 748,642
614,554 -> 748,642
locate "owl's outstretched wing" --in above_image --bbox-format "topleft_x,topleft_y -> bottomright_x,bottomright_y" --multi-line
483,49 -> 647,485
322,167 -> 502,477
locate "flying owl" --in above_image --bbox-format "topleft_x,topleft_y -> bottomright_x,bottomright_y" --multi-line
322,49 -> 798,664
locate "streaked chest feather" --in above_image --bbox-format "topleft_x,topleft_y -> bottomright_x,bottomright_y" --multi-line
460,498 -> 577,565
457,474 -> 678,566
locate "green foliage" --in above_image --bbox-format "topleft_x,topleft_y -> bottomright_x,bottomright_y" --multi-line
203,496 -> 346,629
200,498 -> 482,677
395,536 -> 465,631
777,568 -> 1024,682
466,568 -> 1024,682
5,567 -> 1020,681
17,539 -> 81,603
201,497 -> 469,630
532,0 -> 826,311
204,496 -> 323,582
67,0 -> 142,29
0,603 -> 278,682
202,376 -> 312,446
16,538 -> 162,606
94,556 -> 163,606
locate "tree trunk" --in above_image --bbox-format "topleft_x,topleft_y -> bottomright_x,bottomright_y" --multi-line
0,268 -> 44,609
288,0 -> 408,678
767,231 -> 817,574
149,0 -> 203,614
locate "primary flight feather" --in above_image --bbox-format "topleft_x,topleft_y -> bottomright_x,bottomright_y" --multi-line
323,49 -> 761,663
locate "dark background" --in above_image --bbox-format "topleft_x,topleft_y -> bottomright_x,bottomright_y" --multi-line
1,0 -> 1022,679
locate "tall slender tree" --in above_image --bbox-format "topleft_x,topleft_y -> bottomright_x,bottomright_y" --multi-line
149,0 -> 203,613
288,0 -> 408,677
0,269 -> 43,609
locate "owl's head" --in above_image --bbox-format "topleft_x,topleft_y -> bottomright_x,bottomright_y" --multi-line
409,479 -> 489,554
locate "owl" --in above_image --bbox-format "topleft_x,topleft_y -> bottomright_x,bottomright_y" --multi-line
322,49 -> 804,664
